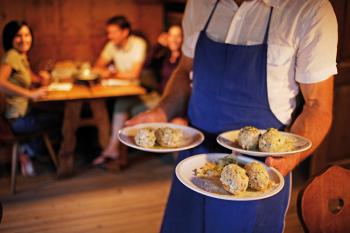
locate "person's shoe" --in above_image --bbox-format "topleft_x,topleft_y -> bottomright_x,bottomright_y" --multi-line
19,154 -> 36,177
92,154 -> 118,166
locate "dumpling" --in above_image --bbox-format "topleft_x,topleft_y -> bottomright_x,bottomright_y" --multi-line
135,127 -> 156,148
258,128 -> 286,152
237,126 -> 261,150
220,164 -> 249,195
244,162 -> 270,191
155,127 -> 184,147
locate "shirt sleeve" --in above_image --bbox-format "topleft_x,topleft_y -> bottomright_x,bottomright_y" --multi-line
181,0 -> 201,58
130,37 -> 147,63
100,42 -> 114,63
295,0 -> 338,84
1,50 -> 21,71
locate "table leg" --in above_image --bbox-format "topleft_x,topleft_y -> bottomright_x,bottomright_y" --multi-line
89,100 -> 110,148
57,101 -> 82,178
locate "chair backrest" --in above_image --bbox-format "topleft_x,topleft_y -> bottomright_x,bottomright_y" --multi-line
0,202 -> 2,223
298,165 -> 350,233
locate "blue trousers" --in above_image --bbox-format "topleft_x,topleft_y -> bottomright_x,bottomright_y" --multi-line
10,108 -> 61,156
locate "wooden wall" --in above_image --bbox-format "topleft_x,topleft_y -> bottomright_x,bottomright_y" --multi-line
0,0 -> 164,71
311,0 -> 350,174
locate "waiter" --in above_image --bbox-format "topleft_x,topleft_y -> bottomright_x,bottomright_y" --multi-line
127,0 -> 337,232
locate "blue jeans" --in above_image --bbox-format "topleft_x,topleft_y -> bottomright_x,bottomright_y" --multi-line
10,109 -> 61,156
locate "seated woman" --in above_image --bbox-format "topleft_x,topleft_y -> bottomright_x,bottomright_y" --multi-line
0,20 -> 60,176
93,25 -> 185,167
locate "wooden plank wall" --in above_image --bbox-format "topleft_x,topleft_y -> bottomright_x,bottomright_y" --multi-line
311,0 -> 350,174
0,0 -> 163,71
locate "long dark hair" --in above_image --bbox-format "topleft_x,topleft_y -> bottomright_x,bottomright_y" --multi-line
2,20 -> 33,51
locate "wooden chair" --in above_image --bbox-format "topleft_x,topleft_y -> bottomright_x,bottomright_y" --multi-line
0,93 -> 58,194
0,201 -> 2,223
298,165 -> 350,233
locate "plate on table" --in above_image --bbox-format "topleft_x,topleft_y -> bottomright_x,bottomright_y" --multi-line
216,129 -> 312,157
76,73 -> 99,81
101,79 -> 136,86
48,82 -> 73,91
118,122 -> 205,153
175,153 -> 284,201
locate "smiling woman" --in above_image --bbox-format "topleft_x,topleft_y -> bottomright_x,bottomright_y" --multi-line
2,21 -> 32,52
0,20 -> 61,177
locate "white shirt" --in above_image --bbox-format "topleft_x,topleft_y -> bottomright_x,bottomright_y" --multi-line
182,0 -> 338,125
101,35 -> 146,73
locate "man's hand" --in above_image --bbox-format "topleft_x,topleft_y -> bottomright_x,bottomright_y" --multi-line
92,67 -> 111,79
265,154 -> 301,176
125,107 -> 168,126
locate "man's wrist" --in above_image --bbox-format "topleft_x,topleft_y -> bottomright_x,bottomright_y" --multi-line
153,105 -> 168,122
292,153 -> 302,169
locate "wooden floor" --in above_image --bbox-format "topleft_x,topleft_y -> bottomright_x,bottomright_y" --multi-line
0,152 -> 306,233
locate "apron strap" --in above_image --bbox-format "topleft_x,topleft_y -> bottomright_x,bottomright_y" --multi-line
203,0 -> 220,31
263,7 -> 274,44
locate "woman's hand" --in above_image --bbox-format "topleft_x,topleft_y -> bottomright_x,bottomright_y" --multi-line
38,70 -> 51,86
157,32 -> 169,47
125,107 -> 168,126
265,153 -> 301,176
29,86 -> 48,101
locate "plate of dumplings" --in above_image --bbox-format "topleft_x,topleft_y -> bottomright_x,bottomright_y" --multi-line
118,123 -> 205,153
176,153 -> 284,201
216,126 -> 312,157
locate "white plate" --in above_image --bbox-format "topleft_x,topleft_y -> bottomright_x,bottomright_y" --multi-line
175,153 -> 284,201
118,122 -> 205,153
217,130 -> 312,157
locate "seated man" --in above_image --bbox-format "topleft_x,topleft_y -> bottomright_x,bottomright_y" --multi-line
92,15 -> 146,166
93,15 -> 146,81
93,25 -> 186,167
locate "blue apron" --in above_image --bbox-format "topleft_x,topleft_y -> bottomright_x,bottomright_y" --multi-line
161,2 -> 291,233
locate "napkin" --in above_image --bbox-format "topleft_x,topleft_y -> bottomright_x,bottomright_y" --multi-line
101,79 -> 137,86
48,83 -> 73,91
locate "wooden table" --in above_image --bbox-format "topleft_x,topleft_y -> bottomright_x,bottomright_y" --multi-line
37,83 -> 146,177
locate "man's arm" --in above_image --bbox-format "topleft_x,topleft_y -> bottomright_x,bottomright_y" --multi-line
159,54 -> 193,120
266,76 -> 334,176
125,54 -> 193,125
93,56 -> 144,80
115,61 -> 144,81
93,56 -> 111,78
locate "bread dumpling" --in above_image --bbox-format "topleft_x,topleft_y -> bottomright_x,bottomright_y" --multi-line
135,128 -> 156,148
238,126 -> 261,150
258,128 -> 286,152
244,162 -> 270,191
155,127 -> 184,147
220,164 -> 249,195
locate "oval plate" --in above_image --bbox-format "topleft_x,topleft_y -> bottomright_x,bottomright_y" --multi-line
118,122 -> 205,153
217,129 -> 312,157
175,153 -> 284,201
77,72 -> 98,81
